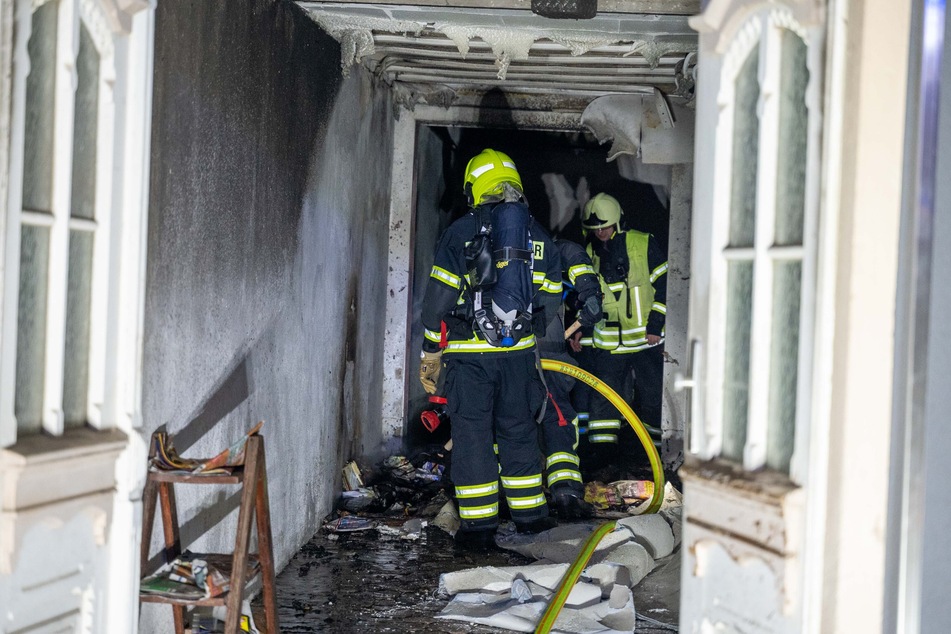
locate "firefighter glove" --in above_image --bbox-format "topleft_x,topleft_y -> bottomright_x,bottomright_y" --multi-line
579,294 -> 603,327
419,350 -> 443,395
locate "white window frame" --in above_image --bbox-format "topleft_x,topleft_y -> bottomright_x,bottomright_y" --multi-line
0,0 -> 152,628
689,1 -> 824,483
1,0 -> 120,445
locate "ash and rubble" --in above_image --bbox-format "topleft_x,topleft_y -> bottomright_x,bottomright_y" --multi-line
274,450 -> 683,633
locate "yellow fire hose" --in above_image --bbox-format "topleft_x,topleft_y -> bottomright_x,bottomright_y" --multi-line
538,359 -> 665,514
534,520 -> 617,634
534,359 -> 666,634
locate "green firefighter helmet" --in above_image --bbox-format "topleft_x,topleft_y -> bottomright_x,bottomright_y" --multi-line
582,193 -> 623,230
464,148 -> 523,206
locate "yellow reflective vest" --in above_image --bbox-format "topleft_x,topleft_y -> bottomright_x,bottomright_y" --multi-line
587,231 -> 660,353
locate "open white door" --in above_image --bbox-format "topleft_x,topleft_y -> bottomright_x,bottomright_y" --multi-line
679,1 -> 825,631
0,0 -> 154,630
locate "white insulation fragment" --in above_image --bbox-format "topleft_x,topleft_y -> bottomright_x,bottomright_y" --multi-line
303,10 -> 695,82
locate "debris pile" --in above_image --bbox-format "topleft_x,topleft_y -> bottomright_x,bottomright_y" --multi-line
319,450 -> 683,632
140,551 -> 259,601
584,480 -> 655,513
435,483 -> 683,633
322,445 -> 452,537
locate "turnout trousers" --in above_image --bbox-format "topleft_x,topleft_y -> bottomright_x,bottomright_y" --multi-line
445,352 -> 550,532
539,351 -> 584,497
568,340 -> 597,430
582,344 -> 664,475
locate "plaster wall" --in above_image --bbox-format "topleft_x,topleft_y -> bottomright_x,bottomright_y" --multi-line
142,1 -> 392,629
661,163 -> 692,470
404,125 -> 453,439
819,0 -> 912,629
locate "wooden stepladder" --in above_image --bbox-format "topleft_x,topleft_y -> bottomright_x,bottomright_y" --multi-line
139,433 -> 279,633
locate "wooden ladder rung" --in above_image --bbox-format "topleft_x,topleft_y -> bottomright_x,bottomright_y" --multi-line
139,433 -> 279,634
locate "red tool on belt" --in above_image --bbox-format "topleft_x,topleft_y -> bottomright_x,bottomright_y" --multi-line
420,395 -> 449,432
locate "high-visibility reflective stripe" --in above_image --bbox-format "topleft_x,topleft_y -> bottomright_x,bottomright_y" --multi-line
651,302 -> 667,315
455,481 -> 499,498
532,271 -> 562,294
607,282 -> 626,293
567,263 -> 595,284
589,419 -> 621,430
493,443 -> 499,455
609,342 -> 659,354
547,452 -> 580,468
467,160 -> 516,179
424,328 -> 441,343
501,474 -> 543,489
593,332 -> 623,344
444,335 -> 536,353
596,325 -> 648,338
593,334 -> 647,347
650,262 -> 669,283
548,469 -> 583,486
506,493 -> 547,509
540,279 -> 562,293
431,266 -> 462,289
622,325 -> 647,335
589,434 -> 618,444
469,163 -> 495,179
592,324 -> 652,351
459,502 -> 499,519
594,341 -> 652,352
634,291 -> 643,325
579,337 -> 593,346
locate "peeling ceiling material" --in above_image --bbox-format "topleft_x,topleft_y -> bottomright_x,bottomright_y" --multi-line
582,92 -> 695,163
298,2 -> 698,107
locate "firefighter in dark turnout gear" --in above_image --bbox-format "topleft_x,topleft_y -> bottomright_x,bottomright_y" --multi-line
418,149 -> 562,548
536,239 -> 601,519
582,193 -> 668,477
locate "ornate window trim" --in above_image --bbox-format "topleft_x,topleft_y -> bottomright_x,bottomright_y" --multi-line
688,0 -> 825,482
1,0 -> 151,445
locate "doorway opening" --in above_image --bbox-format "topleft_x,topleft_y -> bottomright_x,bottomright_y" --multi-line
403,123 -> 673,480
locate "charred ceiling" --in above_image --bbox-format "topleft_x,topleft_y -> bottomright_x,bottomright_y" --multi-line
297,2 -> 698,112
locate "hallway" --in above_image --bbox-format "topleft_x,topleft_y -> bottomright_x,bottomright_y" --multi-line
4,0 -> 948,631
263,521 -> 680,633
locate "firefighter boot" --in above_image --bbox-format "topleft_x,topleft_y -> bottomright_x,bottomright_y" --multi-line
454,528 -> 497,551
552,489 -> 595,520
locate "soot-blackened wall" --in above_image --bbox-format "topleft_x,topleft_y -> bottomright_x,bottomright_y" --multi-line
143,2 -> 392,628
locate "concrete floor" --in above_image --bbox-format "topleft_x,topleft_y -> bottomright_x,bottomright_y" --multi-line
257,523 -> 681,633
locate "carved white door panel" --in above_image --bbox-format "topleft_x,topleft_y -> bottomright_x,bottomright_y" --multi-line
0,0 -> 154,631
680,0 -> 825,631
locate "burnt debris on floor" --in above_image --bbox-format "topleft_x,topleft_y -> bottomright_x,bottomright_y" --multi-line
255,453 -> 682,633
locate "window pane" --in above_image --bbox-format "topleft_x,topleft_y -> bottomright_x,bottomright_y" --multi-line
766,261 -> 802,472
775,31 -> 809,246
729,47 -> 760,248
63,231 -> 94,427
722,261 -> 754,461
70,24 -> 99,220
15,227 -> 51,434
23,0 -> 57,213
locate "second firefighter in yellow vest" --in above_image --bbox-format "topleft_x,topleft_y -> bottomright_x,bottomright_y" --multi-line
582,192 -> 667,460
